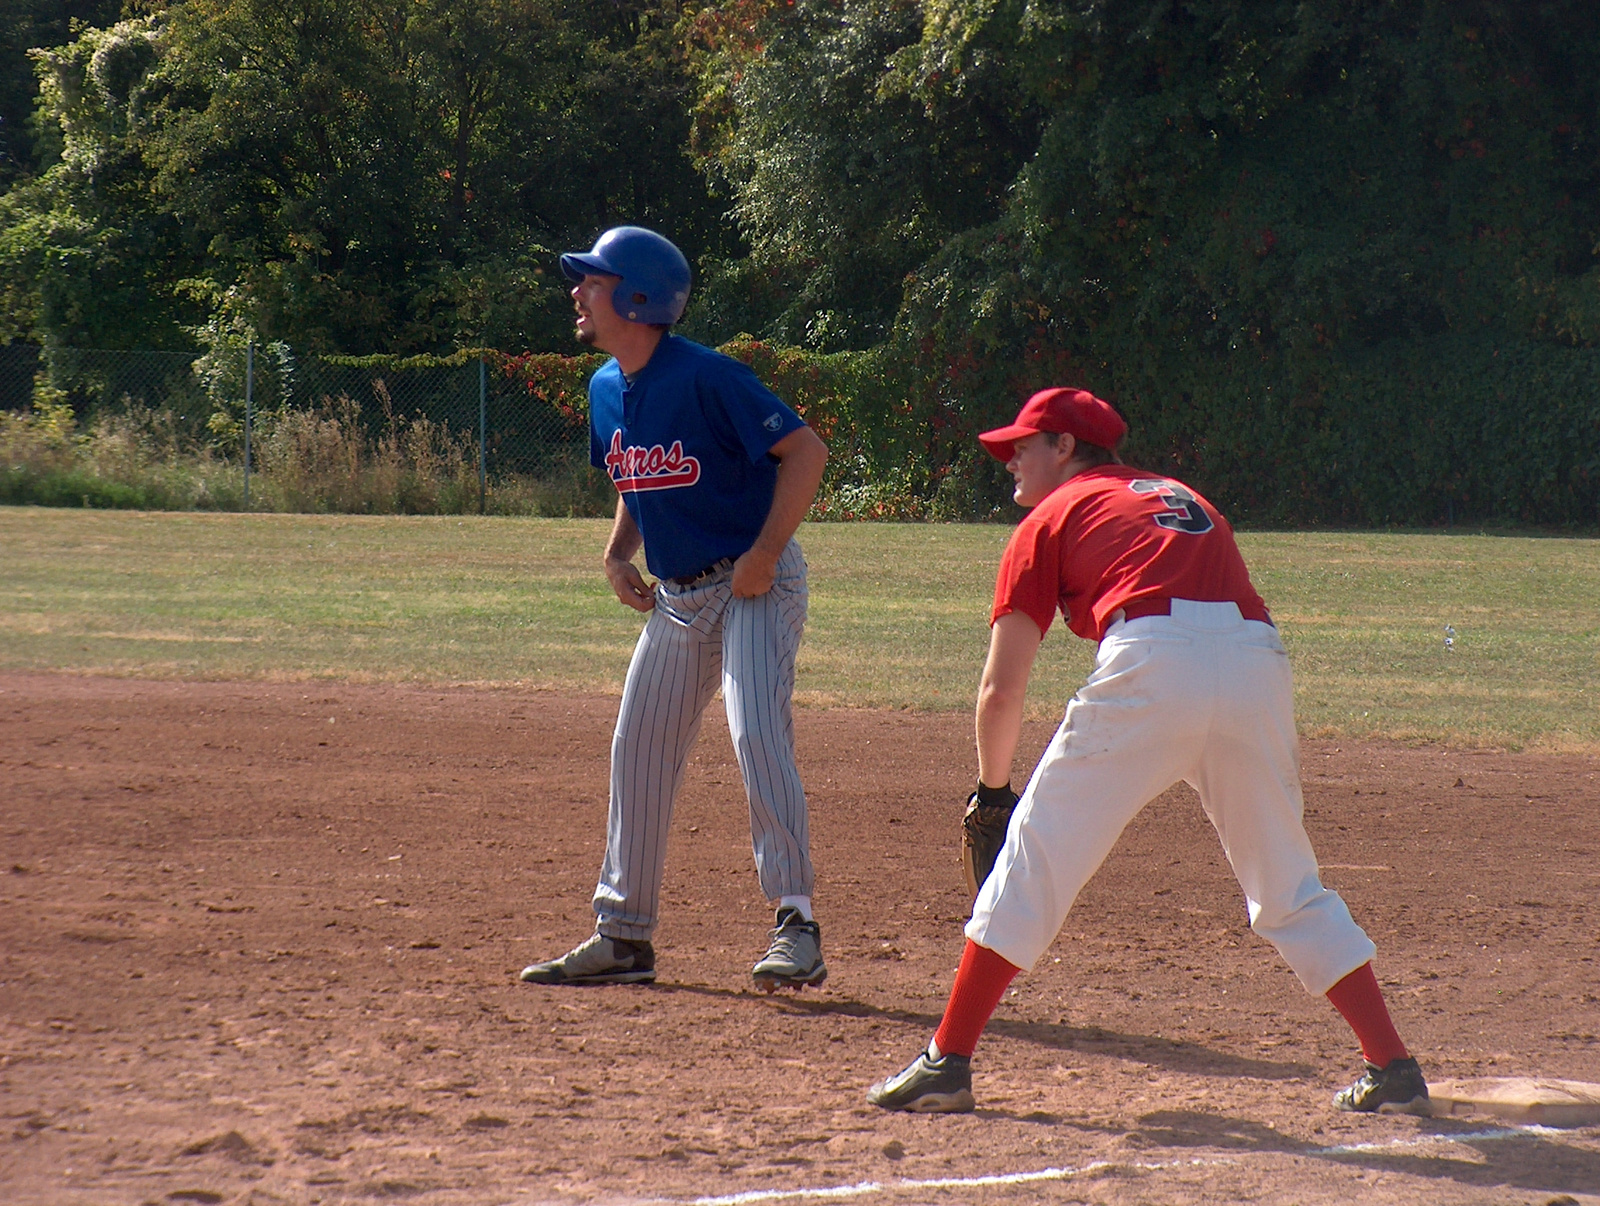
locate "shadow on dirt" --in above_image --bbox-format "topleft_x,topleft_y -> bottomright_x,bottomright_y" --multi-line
1132,1109 -> 1600,1197
1317,1128 -> 1600,1199
648,981 -> 1318,1079
1128,1109 -> 1310,1153
997,1020 -> 1318,1080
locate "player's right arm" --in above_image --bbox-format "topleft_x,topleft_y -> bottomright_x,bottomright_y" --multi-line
603,496 -> 656,612
975,611 -> 1043,789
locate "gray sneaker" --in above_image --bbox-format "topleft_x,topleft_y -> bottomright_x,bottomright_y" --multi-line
868,1049 -> 975,1113
751,906 -> 827,992
519,933 -> 655,985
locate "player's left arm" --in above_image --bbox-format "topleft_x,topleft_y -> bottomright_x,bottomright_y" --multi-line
975,611 -> 1044,789
603,496 -> 656,613
731,425 -> 828,597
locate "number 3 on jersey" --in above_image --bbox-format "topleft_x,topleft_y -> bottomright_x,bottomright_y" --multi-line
1129,479 -> 1214,534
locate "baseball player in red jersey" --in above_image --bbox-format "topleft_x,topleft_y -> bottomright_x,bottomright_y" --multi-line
868,387 -> 1429,1115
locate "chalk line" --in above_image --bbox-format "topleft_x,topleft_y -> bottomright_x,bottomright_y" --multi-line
1312,1125 -> 1550,1155
685,1123 -> 1564,1205
691,1158 -> 1228,1206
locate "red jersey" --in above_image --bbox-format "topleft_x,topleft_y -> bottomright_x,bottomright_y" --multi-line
992,464 -> 1268,642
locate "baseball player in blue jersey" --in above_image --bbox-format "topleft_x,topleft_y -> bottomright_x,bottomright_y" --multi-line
520,226 -> 831,992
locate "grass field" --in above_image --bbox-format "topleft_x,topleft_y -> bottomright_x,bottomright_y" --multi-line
1,507 -> 1596,750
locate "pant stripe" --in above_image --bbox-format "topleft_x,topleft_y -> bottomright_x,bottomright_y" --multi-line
595,540 -> 811,939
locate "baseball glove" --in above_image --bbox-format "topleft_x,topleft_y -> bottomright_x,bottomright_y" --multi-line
960,783 -> 1019,898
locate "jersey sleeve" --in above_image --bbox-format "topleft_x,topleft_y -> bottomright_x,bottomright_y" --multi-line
587,363 -> 621,472
702,360 -> 806,462
588,379 -> 605,471
990,512 -> 1063,637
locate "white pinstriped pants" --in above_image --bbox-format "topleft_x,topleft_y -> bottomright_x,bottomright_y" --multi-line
594,539 -> 812,940
968,600 -> 1377,996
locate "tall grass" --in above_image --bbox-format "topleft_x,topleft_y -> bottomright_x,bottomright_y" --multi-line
1,401 -> 243,509
252,391 -> 481,514
0,394 -> 970,521
0,397 -> 612,516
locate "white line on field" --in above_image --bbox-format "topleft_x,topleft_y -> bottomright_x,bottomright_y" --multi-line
1311,1124 -> 1549,1154
685,1124 -> 1555,1206
690,1158 -> 1228,1206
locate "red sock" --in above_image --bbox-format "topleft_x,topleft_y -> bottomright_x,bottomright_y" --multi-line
932,940 -> 1022,1059
1325,962 -> 1408,1067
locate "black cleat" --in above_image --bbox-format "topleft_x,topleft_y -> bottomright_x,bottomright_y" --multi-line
867,1050 -> 975,1113
1334,1056 -> 1430,1114
519,933 -> 655,985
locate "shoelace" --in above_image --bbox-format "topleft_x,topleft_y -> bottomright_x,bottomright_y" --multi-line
767,921 -> 816,957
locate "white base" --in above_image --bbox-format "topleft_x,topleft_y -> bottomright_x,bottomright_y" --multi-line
1425,1077 -> 1600,1127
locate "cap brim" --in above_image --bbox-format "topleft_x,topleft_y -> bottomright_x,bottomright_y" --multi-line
977,423 -> 1039,462
560,252 -> 615,283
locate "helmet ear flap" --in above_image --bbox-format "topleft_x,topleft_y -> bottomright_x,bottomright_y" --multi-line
567,226 -> 692,325
614,281 -> 641,323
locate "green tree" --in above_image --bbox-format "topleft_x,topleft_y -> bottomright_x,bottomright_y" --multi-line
692,1 -> 1600,360
0,0 -> 122,186
0,15 -> 197,348
687,1 -> 1600,523
683,0 -> 1043,349
0,0 -> 729,354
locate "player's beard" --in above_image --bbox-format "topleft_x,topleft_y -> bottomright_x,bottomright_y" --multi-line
575,324 -> 597,347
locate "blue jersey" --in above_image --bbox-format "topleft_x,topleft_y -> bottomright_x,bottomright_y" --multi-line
589,335 -> 807,580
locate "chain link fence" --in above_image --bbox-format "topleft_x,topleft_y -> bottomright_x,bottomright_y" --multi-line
0,342 -> 605,514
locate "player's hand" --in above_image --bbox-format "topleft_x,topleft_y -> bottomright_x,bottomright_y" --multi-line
731,547 -> 777,597
605,557 -> 656,612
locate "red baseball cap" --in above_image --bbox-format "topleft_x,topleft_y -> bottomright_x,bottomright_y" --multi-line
977,387 -> 1127,461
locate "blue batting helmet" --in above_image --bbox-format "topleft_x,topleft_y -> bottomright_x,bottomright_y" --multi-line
560,226 -> 692,325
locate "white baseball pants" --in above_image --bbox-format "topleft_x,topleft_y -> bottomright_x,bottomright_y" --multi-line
968,599 -> 1377,996
594,539 -> 812,940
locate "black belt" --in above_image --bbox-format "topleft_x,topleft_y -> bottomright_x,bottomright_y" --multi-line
670,558 -> 734,586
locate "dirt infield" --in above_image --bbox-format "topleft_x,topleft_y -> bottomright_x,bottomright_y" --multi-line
4,672 -> 1599,1205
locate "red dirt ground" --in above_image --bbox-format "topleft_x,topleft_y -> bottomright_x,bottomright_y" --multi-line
3,672 -> 1599,1206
